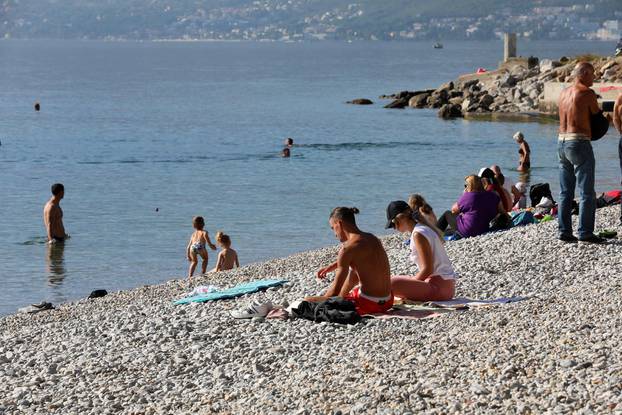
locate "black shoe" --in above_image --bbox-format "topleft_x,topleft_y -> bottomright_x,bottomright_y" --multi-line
578,234 -> 606,244
558,234 -> 578,243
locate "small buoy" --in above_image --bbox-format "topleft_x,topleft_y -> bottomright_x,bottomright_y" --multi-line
34,102 -> 41,111
155,208 -> 159,212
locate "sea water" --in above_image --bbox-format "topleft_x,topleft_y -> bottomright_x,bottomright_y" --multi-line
0,39 -> 618,315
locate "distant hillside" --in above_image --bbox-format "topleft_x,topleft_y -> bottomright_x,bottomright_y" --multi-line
1,0 -> 620,40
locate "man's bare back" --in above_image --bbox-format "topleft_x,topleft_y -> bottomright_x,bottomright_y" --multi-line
558,64 -> 599,138
336,232 -> 391,298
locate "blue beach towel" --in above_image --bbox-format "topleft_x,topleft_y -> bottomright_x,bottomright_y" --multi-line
174,279 -> 287,305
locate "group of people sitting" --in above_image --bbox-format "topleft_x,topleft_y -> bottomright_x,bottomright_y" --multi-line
306,167 -> 530,316
436,165 -> 527,239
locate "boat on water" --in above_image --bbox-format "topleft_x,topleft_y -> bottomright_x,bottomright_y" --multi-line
433,42 -> 443,49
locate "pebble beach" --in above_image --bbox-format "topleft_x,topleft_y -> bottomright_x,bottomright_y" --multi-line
1,206 -> 621,414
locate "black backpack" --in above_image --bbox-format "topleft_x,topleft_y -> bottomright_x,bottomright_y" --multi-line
590,111 -> 609,141
529,183 -> 555,207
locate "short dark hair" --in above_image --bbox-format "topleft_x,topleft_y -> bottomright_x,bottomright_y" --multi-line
329,207 -> 360,225
51,183 -> 64,196
193,216 -> 205,229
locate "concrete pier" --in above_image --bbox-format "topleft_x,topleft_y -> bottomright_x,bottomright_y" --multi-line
541,82 -> 622,113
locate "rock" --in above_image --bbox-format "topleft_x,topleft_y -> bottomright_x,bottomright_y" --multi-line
560,360 -> 576,368
471,384 -> 490,395
347,98 -> 373,105
408,93 -> 430,108
437,81 -> 454,91
527,56 -> 539,68
461,98 -> 472,112
448,90 -> 463,99
479,94 -> 494,108
540,59 -> 562,72
461,79 -> 479,90
438,104 -> 463,119
600,60 -> 617,72
500,74 -> 517,88
425,87 -> 450,109
448,97 -> 464,106
384,98 -> 408,109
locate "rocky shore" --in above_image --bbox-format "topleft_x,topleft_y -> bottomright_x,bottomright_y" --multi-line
372,55 -> 622,119
1,206 -> 622,414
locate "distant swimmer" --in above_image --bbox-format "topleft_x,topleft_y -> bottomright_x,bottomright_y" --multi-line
281,148 -> 291,158
34,102 -> 41,112
43,183 -> 69,244
284,137 -> 294,147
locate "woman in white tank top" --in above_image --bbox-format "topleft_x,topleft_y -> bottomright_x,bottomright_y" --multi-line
385,200 -> 456,301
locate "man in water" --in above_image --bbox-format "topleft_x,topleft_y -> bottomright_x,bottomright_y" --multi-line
614,92 -> 622,225
284,137 -> 294,147
43,183 -> 69,244
557,62 -> 603,243
281,147 -> 290,158
307,207 -> 393,314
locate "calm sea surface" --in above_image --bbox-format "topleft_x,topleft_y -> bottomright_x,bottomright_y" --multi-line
0,39 -> 619,315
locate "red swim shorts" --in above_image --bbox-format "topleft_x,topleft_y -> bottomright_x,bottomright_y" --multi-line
344,287 -> 394,315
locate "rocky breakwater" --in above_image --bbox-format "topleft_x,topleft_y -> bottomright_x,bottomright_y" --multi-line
381,55 -> 622,119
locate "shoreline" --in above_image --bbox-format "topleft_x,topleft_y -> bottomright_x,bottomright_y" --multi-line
1,206 -> 621,413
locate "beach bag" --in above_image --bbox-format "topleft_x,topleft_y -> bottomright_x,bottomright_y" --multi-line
590,111 -> 609,141
529,183 -> 555,207
511,211 -> 535,227
490,213 -> 512,231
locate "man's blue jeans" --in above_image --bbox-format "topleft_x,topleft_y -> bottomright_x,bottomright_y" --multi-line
558,139 -> 596,238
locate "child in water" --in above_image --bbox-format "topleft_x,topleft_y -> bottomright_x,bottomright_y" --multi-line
186,216 -> 217,280
214,231 -> 239,272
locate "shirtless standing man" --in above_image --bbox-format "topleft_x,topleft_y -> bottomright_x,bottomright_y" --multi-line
557,62 -> 603,243
613,92 -> 622,225
43,183 -> 69,243
308,207 -> 393,314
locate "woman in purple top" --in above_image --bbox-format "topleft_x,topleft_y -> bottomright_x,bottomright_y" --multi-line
436,175 -> 505,238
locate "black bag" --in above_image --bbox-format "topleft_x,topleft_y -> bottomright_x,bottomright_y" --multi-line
490,213 -> 512,231
291,298 -> 361,325
529,183 -> 555,207
590,110 -> 609,141
88,289 -> 108,299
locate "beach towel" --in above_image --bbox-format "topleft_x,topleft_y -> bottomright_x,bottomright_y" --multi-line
363,307 -> 444,320
423,296 -> 529,309
174,279 -> 287,305
511,211 -> 535,227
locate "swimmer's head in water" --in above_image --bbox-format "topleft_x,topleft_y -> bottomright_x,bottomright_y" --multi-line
285,137 -> 294,147
193,216 -> 205,230
281,148 -> 290,157
51,183 -> 64,198
329,207 -> 359,241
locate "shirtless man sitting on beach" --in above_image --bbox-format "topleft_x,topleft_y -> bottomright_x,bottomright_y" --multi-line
306,207 -> 393,314
43,183 -> 69,244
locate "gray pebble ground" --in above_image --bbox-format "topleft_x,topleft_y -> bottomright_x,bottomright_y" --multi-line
1,206 -> 621,414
